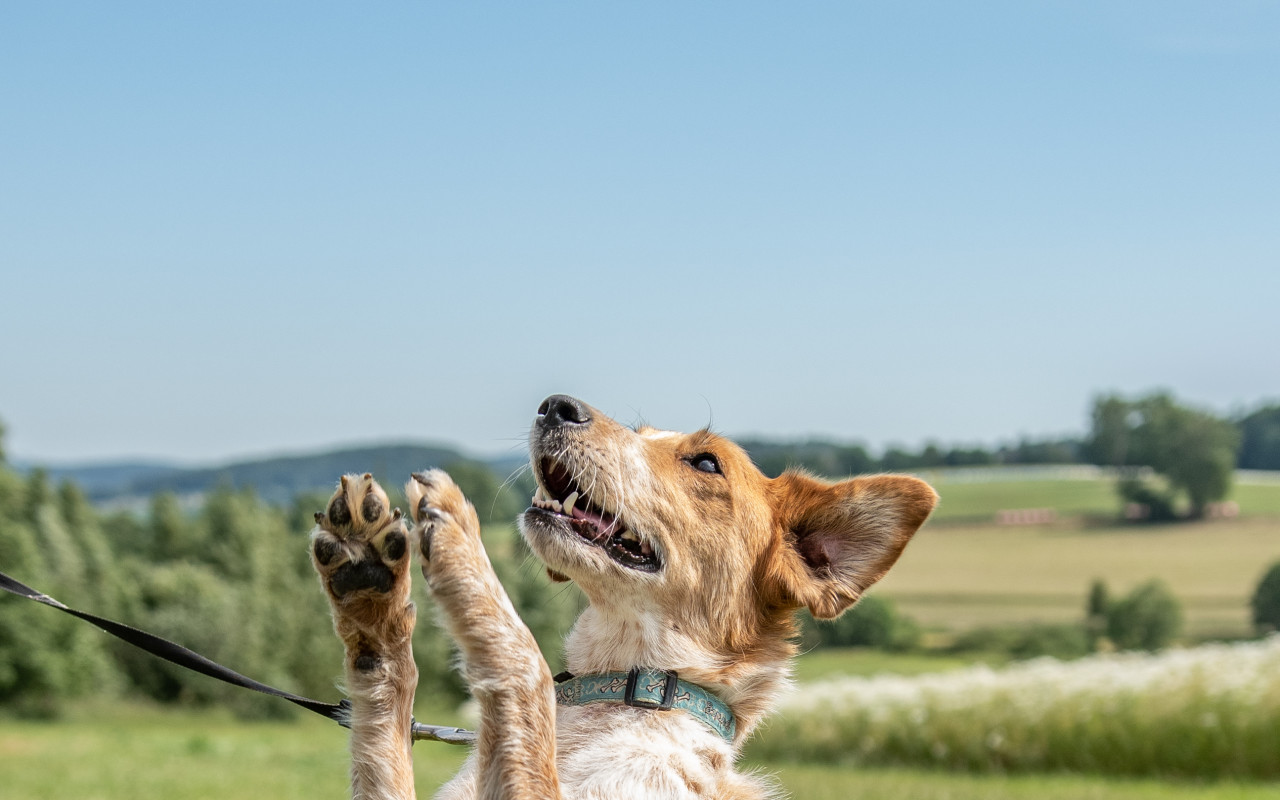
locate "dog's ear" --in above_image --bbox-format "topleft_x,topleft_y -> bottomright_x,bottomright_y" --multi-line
766,472 -> 937,619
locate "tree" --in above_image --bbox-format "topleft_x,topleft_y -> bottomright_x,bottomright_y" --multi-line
1106,580 -> 1182,651
1087,392 -> 1240,519
1251,562 -> 1280,634
1239,404 -> 1280,470
0,464 -> 119,715
804,594 -> 920,651
1085,396 -> 1135,467
1085,578 -> 1109,648
445,459 -> 529,525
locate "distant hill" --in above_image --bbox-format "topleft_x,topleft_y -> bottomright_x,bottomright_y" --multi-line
20,443 -> 492,506
14,460 -> 184,498
126,443 -> 479,504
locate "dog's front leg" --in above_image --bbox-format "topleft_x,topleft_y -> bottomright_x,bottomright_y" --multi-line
407,470 -> 561,800
312,474 -> 419,800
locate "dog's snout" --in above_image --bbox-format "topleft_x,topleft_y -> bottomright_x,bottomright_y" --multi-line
537,394 -> 592,427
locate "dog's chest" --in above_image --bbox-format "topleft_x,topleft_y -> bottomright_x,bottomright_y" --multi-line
551,703 -> 737,798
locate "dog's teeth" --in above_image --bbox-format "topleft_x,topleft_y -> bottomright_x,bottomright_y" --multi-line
620,530 -> 639,543
563,491 -> 579,517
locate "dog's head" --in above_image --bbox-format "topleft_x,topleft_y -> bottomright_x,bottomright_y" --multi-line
520,395 -> 936,729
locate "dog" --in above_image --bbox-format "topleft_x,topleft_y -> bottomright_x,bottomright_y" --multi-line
310,395 -> 937,799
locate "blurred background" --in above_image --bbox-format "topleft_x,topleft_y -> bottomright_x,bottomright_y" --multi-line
1,3 -> 1278,798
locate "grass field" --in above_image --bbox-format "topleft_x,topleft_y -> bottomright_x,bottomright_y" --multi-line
925,476 -> 1119,522
924,471 -> 1280,524
794,648 -> 994,682
765,638 -> 1280,780
2,704 -> 1277,800
875,514 -> 1280,639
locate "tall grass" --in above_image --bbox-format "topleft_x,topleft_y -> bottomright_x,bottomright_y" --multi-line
4,704 -> 1276,799
750,637 -> 1280,779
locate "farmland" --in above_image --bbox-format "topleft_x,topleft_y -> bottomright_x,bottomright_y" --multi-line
878,472 -> 1280,639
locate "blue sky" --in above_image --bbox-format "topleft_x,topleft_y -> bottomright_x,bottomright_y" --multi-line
2,2 -> 1277,464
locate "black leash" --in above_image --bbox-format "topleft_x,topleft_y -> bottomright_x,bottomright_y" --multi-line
0,569 -> 475,745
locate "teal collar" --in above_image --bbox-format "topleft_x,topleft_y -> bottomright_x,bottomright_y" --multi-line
554,667 -> 737,742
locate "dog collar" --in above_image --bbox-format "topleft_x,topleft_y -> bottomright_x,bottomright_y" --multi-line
554,667 -> 736,742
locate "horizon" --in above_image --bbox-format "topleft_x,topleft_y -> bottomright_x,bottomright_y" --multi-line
10,389 -> 1275,471
3,3 -> 1277,464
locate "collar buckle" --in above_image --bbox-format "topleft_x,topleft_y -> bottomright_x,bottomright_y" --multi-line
624,666 -> 679,711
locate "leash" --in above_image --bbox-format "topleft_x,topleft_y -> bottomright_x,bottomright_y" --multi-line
0,569 -> 475,746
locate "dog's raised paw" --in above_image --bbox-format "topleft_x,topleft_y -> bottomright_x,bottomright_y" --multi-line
404,469 -> 483,582
311,473 -> 410,602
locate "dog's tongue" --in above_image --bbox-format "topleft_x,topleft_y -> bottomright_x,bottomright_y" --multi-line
570,504 -> 617,541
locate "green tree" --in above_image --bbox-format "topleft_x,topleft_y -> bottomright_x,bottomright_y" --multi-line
1085,578 -> 1109,648
445,459 -> 529,525
1106,580 -> 1182,651
148,492 -> 192,561
1239,404 -> 1280,470
881,447 -> 920,472
0,466 -> 118,715
1251,562 -> 1280,634
1087,392 -> 1240,519
804,594 -> 920,651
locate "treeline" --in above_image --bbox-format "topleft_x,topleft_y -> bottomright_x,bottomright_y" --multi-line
0,427 -> 567,718
740,436 -> 1083,477
743,399 -> 1280,479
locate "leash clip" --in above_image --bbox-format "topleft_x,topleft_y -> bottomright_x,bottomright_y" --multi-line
624,667 -> 679,711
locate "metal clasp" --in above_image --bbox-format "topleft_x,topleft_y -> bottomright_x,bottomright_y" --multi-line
624,667 -> 679,711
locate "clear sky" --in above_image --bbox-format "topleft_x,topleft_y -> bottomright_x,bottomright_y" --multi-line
2,2 -> 1277,465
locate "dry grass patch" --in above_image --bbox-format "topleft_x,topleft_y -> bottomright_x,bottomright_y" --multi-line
877,517 -> 1280,638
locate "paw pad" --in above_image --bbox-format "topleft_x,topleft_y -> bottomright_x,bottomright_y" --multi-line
311,473 -> 409,601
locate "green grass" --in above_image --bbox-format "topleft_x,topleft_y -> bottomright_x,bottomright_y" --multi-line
794,648 -> 992,682
875,516 -> 1280,638
775,765 -> 1279,800
2,704 -> 1276,799
1233,482 -> 1280,515
925,473 -> 1280,523
926,477 -> 1118,522
0,703 -> 470,800
755,638 -> 1280,781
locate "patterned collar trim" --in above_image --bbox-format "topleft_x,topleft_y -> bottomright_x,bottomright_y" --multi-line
554,667 -> 736,742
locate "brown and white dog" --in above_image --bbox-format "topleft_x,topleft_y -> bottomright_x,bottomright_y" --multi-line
310,395 -> 937,799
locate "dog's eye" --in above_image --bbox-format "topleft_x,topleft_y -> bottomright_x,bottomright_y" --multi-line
688,453 -> 721,475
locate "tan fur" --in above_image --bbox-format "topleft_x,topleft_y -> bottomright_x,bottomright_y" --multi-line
312,474 -> 418,800
312,398 -> 937,800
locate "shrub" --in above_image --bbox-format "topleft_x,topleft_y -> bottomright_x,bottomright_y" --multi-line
950,623 -> 1090,661
1117,478 -> 1179,521
1106,579 -> 1182,651
1085,578 -> 1109,649
804,595 -> 920,651
1252,562 -> 1280,633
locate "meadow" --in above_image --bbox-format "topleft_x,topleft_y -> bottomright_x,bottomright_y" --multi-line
3,703 -> 1278,800
755,637 -> 1280,780
879,473 -> 1280,639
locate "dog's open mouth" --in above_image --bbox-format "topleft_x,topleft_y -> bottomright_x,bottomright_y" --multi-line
527,458 -> 660,572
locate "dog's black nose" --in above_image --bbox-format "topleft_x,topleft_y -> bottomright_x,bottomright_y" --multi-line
537,394 -> 592,427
